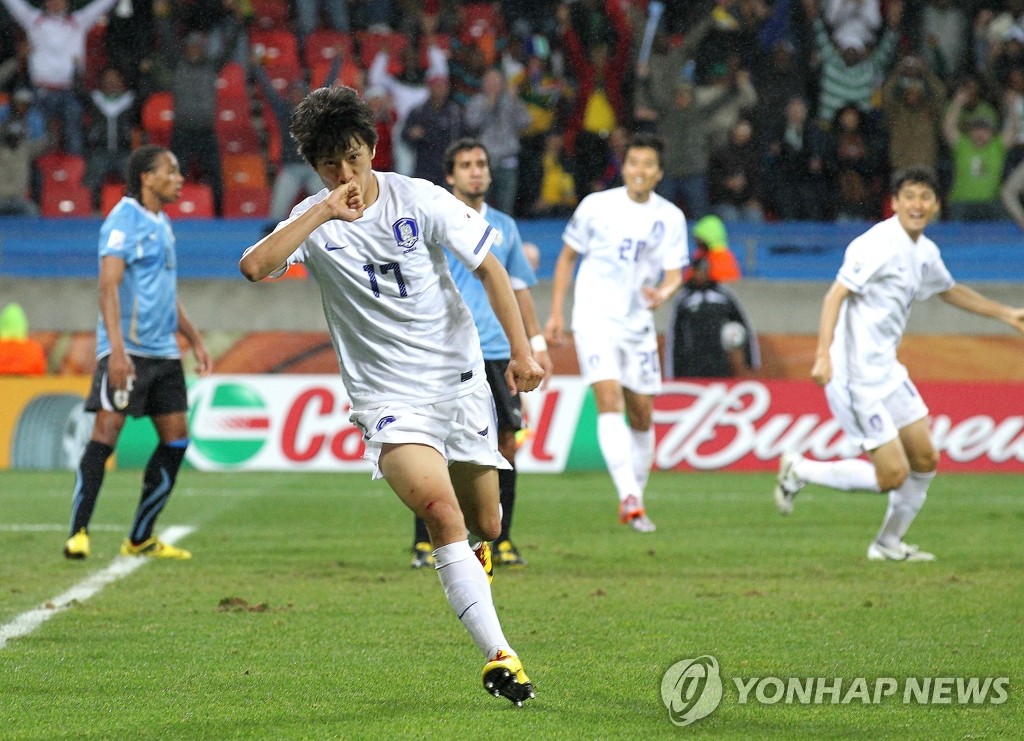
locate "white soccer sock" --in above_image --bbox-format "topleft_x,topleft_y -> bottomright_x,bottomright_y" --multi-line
629,427 -> 654,493
795,457 -> 880,492
434,541 -> 511,659
597,412 -> 641,503
875,470 -> 934,548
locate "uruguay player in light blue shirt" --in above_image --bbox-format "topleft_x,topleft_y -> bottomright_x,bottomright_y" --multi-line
410,139 -> 553,569
64,145 -> 212,562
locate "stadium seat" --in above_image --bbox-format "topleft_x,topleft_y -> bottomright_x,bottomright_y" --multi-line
251,0 -> 289,30
302,29 -> 354,70
164,183 -> 215,218
37,153 -> 86,188
217,125 -> 260,156
223,186 -> 271,218
216,96 -> 254,132
356,30 -> 408,70
40,183 -> 94,217
141,92 -> 174,147
250,29 -> 300,68
222,153 -> 268,189
216,62 -> 249,101
262,62 -> 304,96
310,58 -> 363,90
100,183 -> 126,215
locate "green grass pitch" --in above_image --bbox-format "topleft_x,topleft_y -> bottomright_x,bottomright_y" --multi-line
1,469 -> 1021,739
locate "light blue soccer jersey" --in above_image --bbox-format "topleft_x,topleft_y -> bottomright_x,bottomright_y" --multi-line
95,197 -> 180,359
445,204 -> 537,360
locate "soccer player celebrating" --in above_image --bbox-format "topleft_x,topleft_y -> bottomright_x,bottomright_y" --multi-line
64,145 -> 212,561
544,133 -> 688,532
410,138 -> 553,570
239,86 -> 543,705
774,165 -> 1024,560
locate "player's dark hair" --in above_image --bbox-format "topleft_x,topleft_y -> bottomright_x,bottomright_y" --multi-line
444,137 -> 490,176
290,85 -> 378,166
624,132 -> 665,167
125,145 -> 168,200
891,165 -> 940,196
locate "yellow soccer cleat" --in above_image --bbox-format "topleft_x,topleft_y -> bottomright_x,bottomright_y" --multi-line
120,537 -> 191,560
410,541 -> 435,569
473,540 -> 493,584
63,528 -> 90,560
494,539 -> 526,567
482,650 -> 535,707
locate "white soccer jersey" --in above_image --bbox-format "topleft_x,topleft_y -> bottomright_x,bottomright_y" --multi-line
832,215 -> 954,395
277,172 -> 496,409
562,187 -> 687,337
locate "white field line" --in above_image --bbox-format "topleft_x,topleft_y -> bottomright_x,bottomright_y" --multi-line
0,525 -> 195,650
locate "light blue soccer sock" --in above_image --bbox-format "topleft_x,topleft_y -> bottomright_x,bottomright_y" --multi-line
434,540 -> 511,659
876,470 -> 934,548
597,413 -> 641,503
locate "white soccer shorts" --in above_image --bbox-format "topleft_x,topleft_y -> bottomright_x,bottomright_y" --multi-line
573,329 -> 662,395
350,383 -> 510,480
825,378 -> 929,452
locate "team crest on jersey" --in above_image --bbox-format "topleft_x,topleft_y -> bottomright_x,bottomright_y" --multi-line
393,218 -> 420,253
646,221 -> 665,247
376,415 -> 396,431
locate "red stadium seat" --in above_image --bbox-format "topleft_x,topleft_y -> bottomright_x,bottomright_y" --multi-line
262,62 -> 304,97
215,96 -> 253,133
223,186 -> 271,218
356,30 -> 408,71
40,183 -> 94,217
302,29 -> 354,70
217,125 -> 260,156
252,0 -> 289,30
309,59 -> 363,91
164,183 -> 215,218
250,29 -> 300,68
216,62 -> 249,101
37,153 -> 86,188
100,183 -> 126,215
222,153 -> 268,189
141,92 -> 174,147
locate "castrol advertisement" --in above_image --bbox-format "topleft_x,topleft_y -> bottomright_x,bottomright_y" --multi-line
2,376 -> 1021,472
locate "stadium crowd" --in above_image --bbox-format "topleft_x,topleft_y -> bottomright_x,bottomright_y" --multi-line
3,0 -> 1024,224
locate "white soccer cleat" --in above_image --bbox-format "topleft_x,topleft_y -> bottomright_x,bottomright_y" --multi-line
773,452 -> 805,515
628,514 -> 657,533
867,541 -> 936,562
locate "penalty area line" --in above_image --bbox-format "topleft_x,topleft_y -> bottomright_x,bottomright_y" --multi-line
0,525 -> 195,651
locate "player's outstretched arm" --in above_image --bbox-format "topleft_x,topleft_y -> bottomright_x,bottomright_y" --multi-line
939,284 -> 1024,335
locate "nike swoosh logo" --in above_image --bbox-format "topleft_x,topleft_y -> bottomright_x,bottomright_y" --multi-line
324,243 -> 347,252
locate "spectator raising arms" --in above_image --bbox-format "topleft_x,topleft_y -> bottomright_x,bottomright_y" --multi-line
0,0 -> 118,155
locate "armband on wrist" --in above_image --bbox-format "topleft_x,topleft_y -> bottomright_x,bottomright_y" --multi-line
530,334 -> 548,353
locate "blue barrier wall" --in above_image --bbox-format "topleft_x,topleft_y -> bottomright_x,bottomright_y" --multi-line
1,216 -> 1022,281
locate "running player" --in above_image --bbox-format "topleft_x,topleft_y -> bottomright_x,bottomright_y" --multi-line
544,132 -> 688,532
774,165 -> 1024,560
64,145 -> 212,561
410,138 -> 553,569
239,86 -> 543,705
